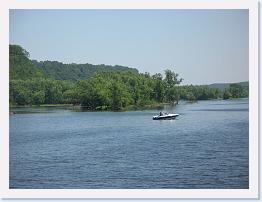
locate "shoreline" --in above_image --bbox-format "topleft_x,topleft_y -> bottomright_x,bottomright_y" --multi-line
9,102 -> 170,113
9,97 -> 248,114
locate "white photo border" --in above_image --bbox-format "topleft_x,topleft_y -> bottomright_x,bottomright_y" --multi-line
0,0 -> 258,199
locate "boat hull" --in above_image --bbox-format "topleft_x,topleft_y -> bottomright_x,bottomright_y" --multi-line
153,114 -> 179,120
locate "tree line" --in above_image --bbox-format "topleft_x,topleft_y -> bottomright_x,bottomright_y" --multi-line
32,60 -> 138,81
9,44 -> 138,81
223,83 -> 248,99
9,45 -> 249,110
10,70 -> 183,110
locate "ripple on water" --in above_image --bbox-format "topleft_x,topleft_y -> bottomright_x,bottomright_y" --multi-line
10,99 -> 249,188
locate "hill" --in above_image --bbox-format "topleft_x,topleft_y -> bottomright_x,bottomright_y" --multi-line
10,44 -> 139,81
9,45 -> 45,80
32,60 -> 139,81
209,81 -> 249,90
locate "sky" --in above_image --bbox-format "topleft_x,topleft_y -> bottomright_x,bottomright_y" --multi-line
9,9 -> 248,85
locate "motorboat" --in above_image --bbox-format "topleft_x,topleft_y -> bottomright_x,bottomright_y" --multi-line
153,112 -> 179,120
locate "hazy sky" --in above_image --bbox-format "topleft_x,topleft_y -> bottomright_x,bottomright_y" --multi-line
10,9 -> 248,85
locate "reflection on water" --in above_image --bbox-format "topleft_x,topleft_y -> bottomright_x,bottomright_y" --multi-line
191,108 -> 248,112
10,99 -> 249,189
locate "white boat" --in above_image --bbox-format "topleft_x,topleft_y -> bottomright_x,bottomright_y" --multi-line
153,113 -> 179,120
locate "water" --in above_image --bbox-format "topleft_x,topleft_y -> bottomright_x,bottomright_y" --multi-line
9,99 -> 249,189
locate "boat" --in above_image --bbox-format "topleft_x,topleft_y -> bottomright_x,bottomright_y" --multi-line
153,112 -> 179,120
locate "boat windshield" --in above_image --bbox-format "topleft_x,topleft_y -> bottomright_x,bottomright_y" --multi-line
159,112 -> 169,116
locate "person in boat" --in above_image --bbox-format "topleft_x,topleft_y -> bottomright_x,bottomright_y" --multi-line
159,111 -> 163,116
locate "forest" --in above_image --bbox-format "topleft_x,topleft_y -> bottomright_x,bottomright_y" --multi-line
9,45 -> 249,110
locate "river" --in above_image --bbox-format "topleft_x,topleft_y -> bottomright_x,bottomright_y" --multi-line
9,99 -> 249,189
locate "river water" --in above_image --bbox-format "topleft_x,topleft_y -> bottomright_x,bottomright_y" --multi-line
9,99 -> 249,189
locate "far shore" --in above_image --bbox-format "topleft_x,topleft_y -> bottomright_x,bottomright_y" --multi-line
9,102 -> 169,112
9,97 -> 248,114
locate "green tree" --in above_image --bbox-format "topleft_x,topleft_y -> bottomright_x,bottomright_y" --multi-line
223,88 -> 232,100
152,73 -> 165,102
229,83 -> 243,98
109,80 -> 132,110
9,45 -> 45,80
32,91 -> 45,105
164,69 -> 182,103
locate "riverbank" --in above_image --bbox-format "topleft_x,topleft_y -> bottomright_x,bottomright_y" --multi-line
9,102 -> 172,113
9,98 -> 248,113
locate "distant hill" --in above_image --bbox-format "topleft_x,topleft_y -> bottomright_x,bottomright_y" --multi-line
32,60 -> 139,81
9,45 -> 45,80
209,81 -> 249,90
10,44 -> 139,81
